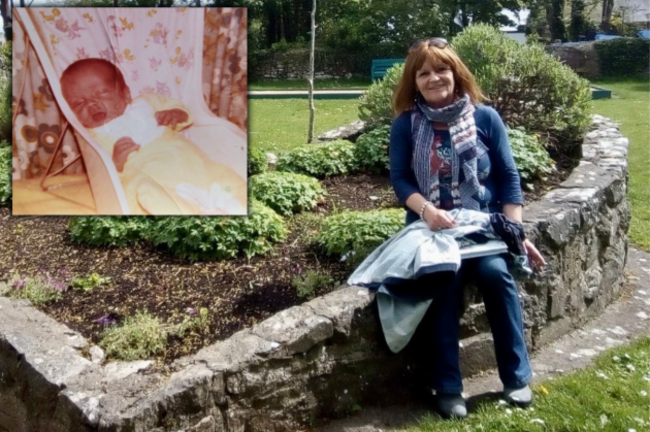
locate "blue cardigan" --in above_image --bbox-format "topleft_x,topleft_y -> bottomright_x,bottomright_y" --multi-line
389,105 -> 523,225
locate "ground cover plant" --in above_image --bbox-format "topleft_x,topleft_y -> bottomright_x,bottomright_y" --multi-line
401,337 -> 650,432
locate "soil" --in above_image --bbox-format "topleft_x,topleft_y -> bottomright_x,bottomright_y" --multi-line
0,168 -> 570,366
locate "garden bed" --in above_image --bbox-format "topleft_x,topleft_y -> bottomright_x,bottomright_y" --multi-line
0,167 -> 570,367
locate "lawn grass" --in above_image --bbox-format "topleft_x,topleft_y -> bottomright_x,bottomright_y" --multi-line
402,337 -> 650,432
249,98 -> 360,153
249,78 -> 371,91
591,75 -> 650,251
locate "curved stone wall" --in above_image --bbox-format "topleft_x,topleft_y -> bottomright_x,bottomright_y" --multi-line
0,116 -> 630,432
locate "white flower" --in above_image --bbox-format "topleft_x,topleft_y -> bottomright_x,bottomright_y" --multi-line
596,371 -> 609,380
600,414 -> 608,427
529,418 -> 545,425
175,182 -> 246,215
626,364 -> 636,372
639,390 -> 648,397
613,356 -> 621,362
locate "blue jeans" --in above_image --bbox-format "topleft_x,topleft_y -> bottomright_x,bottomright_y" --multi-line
416,254 -> 532,394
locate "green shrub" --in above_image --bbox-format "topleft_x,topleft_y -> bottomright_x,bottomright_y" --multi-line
354,125 -> 391,173
508,127 -> 555,186
595,38 -> 650,77
0,273 -> 65,305
292,270 -> 336,299
68,216 -> 151,247
71,273 -> 112,292
452,25 -> 592,146
0,42 -> 11,143
100,310 -> 167,361
250,171 -> 326,216
317,208 -> 405,257
276,140 -> 358,178
358,63 -> 404,128
146,200 -> 287,261
0,144 -> 10,206
248,146 -> 267,176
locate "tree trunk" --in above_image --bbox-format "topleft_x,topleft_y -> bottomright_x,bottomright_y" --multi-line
307,0 -> 316,144
569,0 -> 586,41
547,0 -> 567,42
601,0 -> 614,31
1,0 -> 11,41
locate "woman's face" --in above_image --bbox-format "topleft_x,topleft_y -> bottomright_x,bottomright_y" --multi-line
415,58 -> 455,109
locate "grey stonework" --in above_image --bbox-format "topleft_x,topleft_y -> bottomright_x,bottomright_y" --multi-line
545,42 -> 601,80
0,115 -> 630,431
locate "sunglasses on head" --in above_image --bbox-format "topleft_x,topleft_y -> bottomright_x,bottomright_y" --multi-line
409,37 -> 449,52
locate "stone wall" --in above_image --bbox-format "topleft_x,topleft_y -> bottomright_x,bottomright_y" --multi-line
546,42 -> 601,80
250,49 -> 365,80
0,115 -> 630,432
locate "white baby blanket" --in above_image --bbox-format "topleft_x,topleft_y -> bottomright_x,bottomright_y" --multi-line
92,98 -> 166,147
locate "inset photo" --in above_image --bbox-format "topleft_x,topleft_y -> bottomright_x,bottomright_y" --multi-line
11,7 -> 247,215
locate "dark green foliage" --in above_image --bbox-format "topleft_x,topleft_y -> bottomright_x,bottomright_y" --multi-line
0,144 -> 10,206
595,38 -> 650,77
145,200 -> 287,261
354,125 -> 391,173
68,216 -> 152,247
316,208 -> 405,258
248,146 -> 267,176
276,140 -> 358,178
250,171 -> 325,216
507,127 -> 555,185
453,25 -> 591,146
548,0 -> 568,42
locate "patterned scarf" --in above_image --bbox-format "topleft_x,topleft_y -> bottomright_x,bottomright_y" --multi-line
411,93 -> 487,211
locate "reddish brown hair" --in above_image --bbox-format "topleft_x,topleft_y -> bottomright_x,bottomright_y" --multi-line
392,42 -> 486,116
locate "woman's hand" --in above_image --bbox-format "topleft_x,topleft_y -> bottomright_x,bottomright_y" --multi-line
155,109 -> 188,130
423,205 -> 456,231
523,239 -> 546,270
113,137 -> 140,172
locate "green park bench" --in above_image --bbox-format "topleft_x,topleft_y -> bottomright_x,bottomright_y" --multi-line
371,58 -> 405,81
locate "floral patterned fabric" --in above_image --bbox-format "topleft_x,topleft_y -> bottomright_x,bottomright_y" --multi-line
12,7 -> 247,181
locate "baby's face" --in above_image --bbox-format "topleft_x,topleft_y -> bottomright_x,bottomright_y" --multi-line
61,66 -> 131,128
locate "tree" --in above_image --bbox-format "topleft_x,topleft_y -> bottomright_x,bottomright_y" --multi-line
307,0 -> 315,143
1,0 -> 11,41
601,0 -> 614,31
547,0 -> 567,42
569,0 -> 587,41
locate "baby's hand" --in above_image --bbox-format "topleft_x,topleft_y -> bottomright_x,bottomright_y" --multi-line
155,109 -> 188,130
113,137 -> 140,172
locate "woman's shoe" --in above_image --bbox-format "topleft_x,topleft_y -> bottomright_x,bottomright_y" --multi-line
436,393 -> 467,419
503,384 -> 533,407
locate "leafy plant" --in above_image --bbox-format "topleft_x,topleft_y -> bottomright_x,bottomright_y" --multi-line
0,273 -> 65,305
0,144 -> 11,206
594,38 -> 650,77
358,64 -> 404,128
248,145 -> 267,176
317,208 -> 405,258
146,200 -> 287,261
507,127 -> 555,185
68,216 -> 152,247
354,125 -> 391,173
174,307 -> 210,338
250,171 -> 326,216
71,273 -> 112,293
276,140 -> 358,178
100,310 -> 167,361
292,270 -> 337,299
452,24 -> 592,147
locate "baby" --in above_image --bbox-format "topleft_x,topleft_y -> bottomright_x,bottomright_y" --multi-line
60,58 -> 246,215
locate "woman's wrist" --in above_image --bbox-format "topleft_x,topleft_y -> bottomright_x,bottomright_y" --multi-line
419,201 -> 433,221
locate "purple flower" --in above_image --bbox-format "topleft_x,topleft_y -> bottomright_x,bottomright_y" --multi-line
60,269 -> 69,277
38,268 -> 46,274
186,307 -> 197,316
12,279 -> 26,290
94,315 -> 118,326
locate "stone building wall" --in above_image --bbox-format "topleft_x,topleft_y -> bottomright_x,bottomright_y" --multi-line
0,115 -> 631,432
